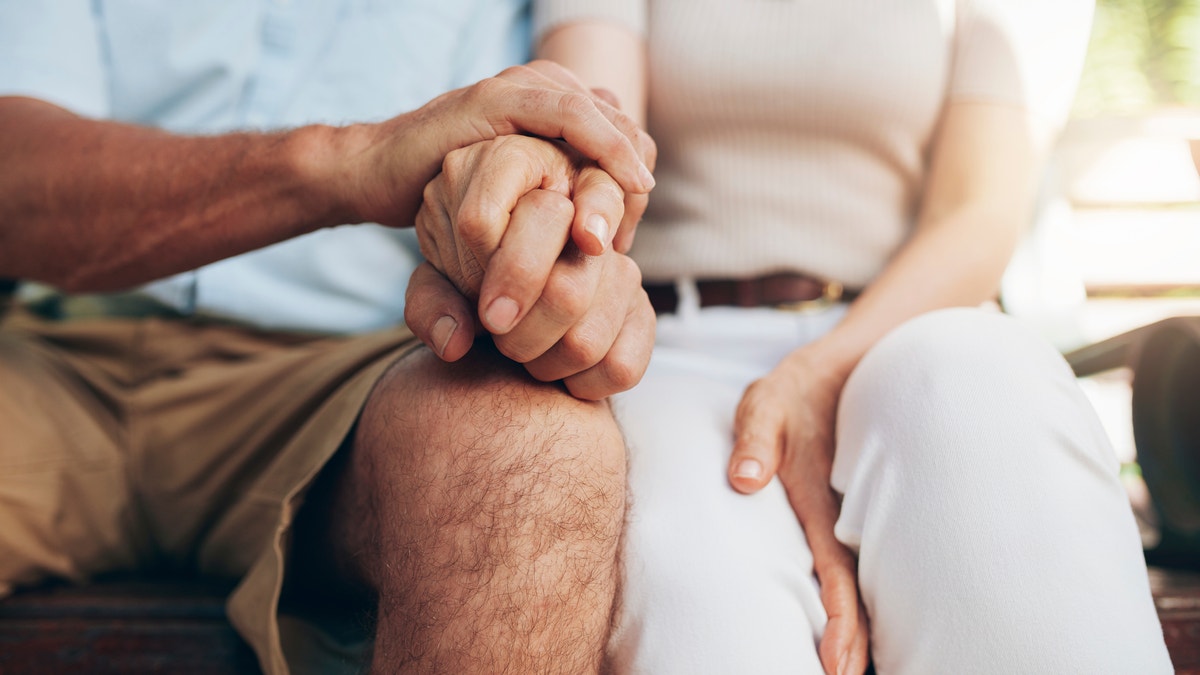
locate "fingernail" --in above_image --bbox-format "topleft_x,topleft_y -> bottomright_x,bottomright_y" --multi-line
733,458 -> 763,480
431,315 -> 457,358
585,213 -> 610,251
638,163 -> 656,191
484,296 -> 520,333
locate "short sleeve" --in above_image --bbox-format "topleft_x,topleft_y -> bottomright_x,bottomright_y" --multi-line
950,0 -> 1093,134
0,1 -> 110,118
533,0 -> 647,41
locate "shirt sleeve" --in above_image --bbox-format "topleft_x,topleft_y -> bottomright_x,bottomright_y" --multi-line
0,1 -> 110,118
949,0 -> 1094,134
533,0 -> 647,41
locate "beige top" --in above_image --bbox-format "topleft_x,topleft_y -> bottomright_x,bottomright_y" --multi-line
535,0 -> 1092,286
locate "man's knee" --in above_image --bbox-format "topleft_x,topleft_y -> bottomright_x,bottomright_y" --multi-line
353,340 -> 627,569
349,342 -> 627,669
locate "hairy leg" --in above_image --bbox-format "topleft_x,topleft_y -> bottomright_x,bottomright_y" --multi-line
309,341 -> 627,674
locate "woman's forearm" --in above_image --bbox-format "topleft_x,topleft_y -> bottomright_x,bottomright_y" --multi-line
798,101 -> 1041,382
801,206 -> 1022,382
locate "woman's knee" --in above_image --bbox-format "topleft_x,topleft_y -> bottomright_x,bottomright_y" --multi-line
851,308 -> 1070,398
836,308 -> 1097,480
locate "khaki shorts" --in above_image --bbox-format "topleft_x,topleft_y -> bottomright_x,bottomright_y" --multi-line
0,305 -> 421,674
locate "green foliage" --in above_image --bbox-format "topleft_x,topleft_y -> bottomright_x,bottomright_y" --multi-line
1074,0 -> 1200,117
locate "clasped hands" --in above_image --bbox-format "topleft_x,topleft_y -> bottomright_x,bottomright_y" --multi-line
404,61 -> 656,401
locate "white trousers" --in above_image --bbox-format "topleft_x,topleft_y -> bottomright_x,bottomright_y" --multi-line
609,295 -> 1173,674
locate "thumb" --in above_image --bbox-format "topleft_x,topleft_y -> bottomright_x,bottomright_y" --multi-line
729,381 -> 785,494
404,262 -> 478,362
569,166 -> 625,256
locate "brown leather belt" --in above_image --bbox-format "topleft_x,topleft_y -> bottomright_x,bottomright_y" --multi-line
644,273 -> 854,314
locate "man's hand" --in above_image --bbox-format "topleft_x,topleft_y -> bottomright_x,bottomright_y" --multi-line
727,348 -> 871,675
342,60 -> 656,236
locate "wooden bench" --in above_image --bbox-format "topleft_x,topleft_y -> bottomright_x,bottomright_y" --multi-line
1,569 -> 1198,673
1154,567 -> 1200,674
0,575 -> 259,674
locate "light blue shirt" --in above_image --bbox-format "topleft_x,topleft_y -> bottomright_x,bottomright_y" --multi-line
0,0 -> 530,333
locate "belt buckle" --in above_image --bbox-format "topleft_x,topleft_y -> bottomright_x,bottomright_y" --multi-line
774,281 -> 844,313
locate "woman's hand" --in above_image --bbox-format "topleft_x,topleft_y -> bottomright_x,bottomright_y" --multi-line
728,347 -> 870,675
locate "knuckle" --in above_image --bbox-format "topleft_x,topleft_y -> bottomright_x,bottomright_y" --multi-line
472,75 -> 507,100
454,202 -> 492,246
559,328 -> 606,369
551,193 -> 577,220
491,334 -> 531,364
603,354 -> 644,392
736,424 -> 771,447
613,253 -> 643,286
633,286 -> 653,315
441,145 -> 470,176
522,187 -> 559,210
590,86 -> 621,110
523,86 -> 554,113
563,376 -> 598,401
414,224 -> 438,261
583,174 -> 625,206
502,249 -> 545,284
402,302 -> 420,333
542,268 -> 591,320
523,189 -> 575,224
743,377 -> 767,396
559,92 -> 598,123
459,264 -> 485,298
526,364 -> 561,386
420,179 -> 442,208
501,63 -> 538,81
745,377 -> 777,400
445,140 -> 499,180
610,107 -> 637,131
404,264 -> 434,305
490,133 -> 523,152
530,59 -> 567,79
545,191 -> 577,220
736,387 -> 775,422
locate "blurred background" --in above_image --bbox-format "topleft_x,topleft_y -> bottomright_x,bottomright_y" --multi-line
1010,0 -> 1200,550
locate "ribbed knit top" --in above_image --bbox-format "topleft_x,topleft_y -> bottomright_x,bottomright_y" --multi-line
535,0 -> 1092,286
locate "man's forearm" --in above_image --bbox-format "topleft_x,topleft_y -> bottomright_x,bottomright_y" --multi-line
0,96 -> 370,291
0,63 -> 654,293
